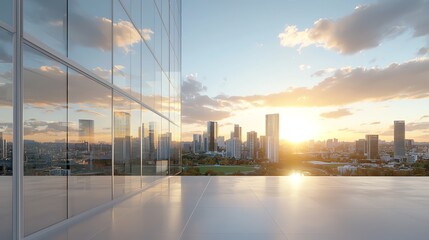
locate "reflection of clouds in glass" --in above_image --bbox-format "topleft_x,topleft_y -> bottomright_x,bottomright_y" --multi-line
70,15 -> 145,52
114,19 -> 143,52
24,119 -> 69,136
22,66 -> 112,109
141,28 -> 154,41
0,122 -> 13,135
24,0 -> 66,27
75,109 -> 106,117
40,65 -> 65,74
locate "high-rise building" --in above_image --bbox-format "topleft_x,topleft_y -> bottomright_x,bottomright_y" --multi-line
355,139 -> 366,156
207,121 -> 218,152
192,134 -> 201,153
259,135 -> 267,159
234,124 -> 242,142
202,132 -> 208,152
114,111 -> 131,163
79,119 -> 95,151
394,120 -> 406,160
216,136 -> 226,151
266,114 -> 280,163
247,131 -> 258,160
365,135 -> 379,160
226,137 -> 241,159
0,0 -> 182,238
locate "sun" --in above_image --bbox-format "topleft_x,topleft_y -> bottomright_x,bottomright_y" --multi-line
280,117 -> 318,143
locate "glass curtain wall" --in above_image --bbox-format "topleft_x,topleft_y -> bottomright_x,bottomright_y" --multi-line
0,23 -> 13,240
0,0 -> 183,238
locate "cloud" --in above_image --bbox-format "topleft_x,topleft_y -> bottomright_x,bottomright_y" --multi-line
279,0 -> 429,54
406,122 -> 429,131
311,68 -> 336,77
218,58 -> 429,107
182,75 -> 233,125
24,0 -> 150,52
24,119 -> 70,136
418,47 -> 429,55
361,121 -> 381,126
419,115 -> 429,120
320,108 -> 352,119
299,64 -> 311,71
75,109 -> 106,117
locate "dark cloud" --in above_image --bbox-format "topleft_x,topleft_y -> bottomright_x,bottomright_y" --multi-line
279,0 -> 429,54
182,75 -> 233,125
418,47 -> 429,56
320,108 -> 352,119
218,58 -> 429,107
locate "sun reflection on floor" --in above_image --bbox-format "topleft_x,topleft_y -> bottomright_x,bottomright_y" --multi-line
289,171 -> 303,182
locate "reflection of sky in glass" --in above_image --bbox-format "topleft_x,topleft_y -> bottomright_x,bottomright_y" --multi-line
68,69 -> 112,143
68,0 -> 112,82
113,0 -> 143,100
24,0 -> 67,55
0,28 -> 13,141
0,0 -> 13,26
23,46 -> 67,143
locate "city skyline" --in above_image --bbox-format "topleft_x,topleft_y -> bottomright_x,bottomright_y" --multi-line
182,0 -> 429,142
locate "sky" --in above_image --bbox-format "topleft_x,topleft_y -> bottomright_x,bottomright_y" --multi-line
182,0 -> 429,143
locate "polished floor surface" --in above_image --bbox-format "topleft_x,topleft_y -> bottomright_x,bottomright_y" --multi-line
32,176 -> 429,240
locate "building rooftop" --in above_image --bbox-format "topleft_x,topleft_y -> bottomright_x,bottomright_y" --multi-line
31,176 -> 429,240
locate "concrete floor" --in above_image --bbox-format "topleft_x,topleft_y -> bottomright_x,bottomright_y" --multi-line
31,176 -> 429,240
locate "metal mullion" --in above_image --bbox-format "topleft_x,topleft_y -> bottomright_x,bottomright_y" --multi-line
12,0 -> 24,238
0,21 -> 15,34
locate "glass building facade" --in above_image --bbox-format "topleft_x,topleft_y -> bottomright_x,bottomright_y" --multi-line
0,0 -> 181,238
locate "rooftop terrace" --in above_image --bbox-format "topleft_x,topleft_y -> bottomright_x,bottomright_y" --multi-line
30,176 -> 429,240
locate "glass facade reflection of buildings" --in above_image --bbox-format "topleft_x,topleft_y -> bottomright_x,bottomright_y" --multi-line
0,0 -> 181,238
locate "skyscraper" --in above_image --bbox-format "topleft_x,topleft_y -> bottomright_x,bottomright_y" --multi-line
247,131 -> 258,160
216,136 -> 226,151
79,119 -> 95,151
365,135 -> 379,160
192,134 -> 201,153
394,120 -> 405,160
207,121 -> 218,152
266,114 -> 279,163
234,124 -> 242,142
355,139 -> 366,156
226,137 -> 241,159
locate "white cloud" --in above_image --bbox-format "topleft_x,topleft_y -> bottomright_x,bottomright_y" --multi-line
279,0 -> 429,54
299,64 -> 311,71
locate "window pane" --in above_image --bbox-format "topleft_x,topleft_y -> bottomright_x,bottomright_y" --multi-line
0,0 -> 13,27
23,46 -> 67,236
68,0 -> 112,82
113,93 -> 141,197
141,109 -> 157,183
0,27 -> 13,240
68,69 -> 112,217
161,71 -> 169,118
24,0 -> 67,55
113,0 -> 131,93
142,43 -> 155,109
113,0 -> 142,99
158,118 -> 169,175
142,0 -> 155,51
